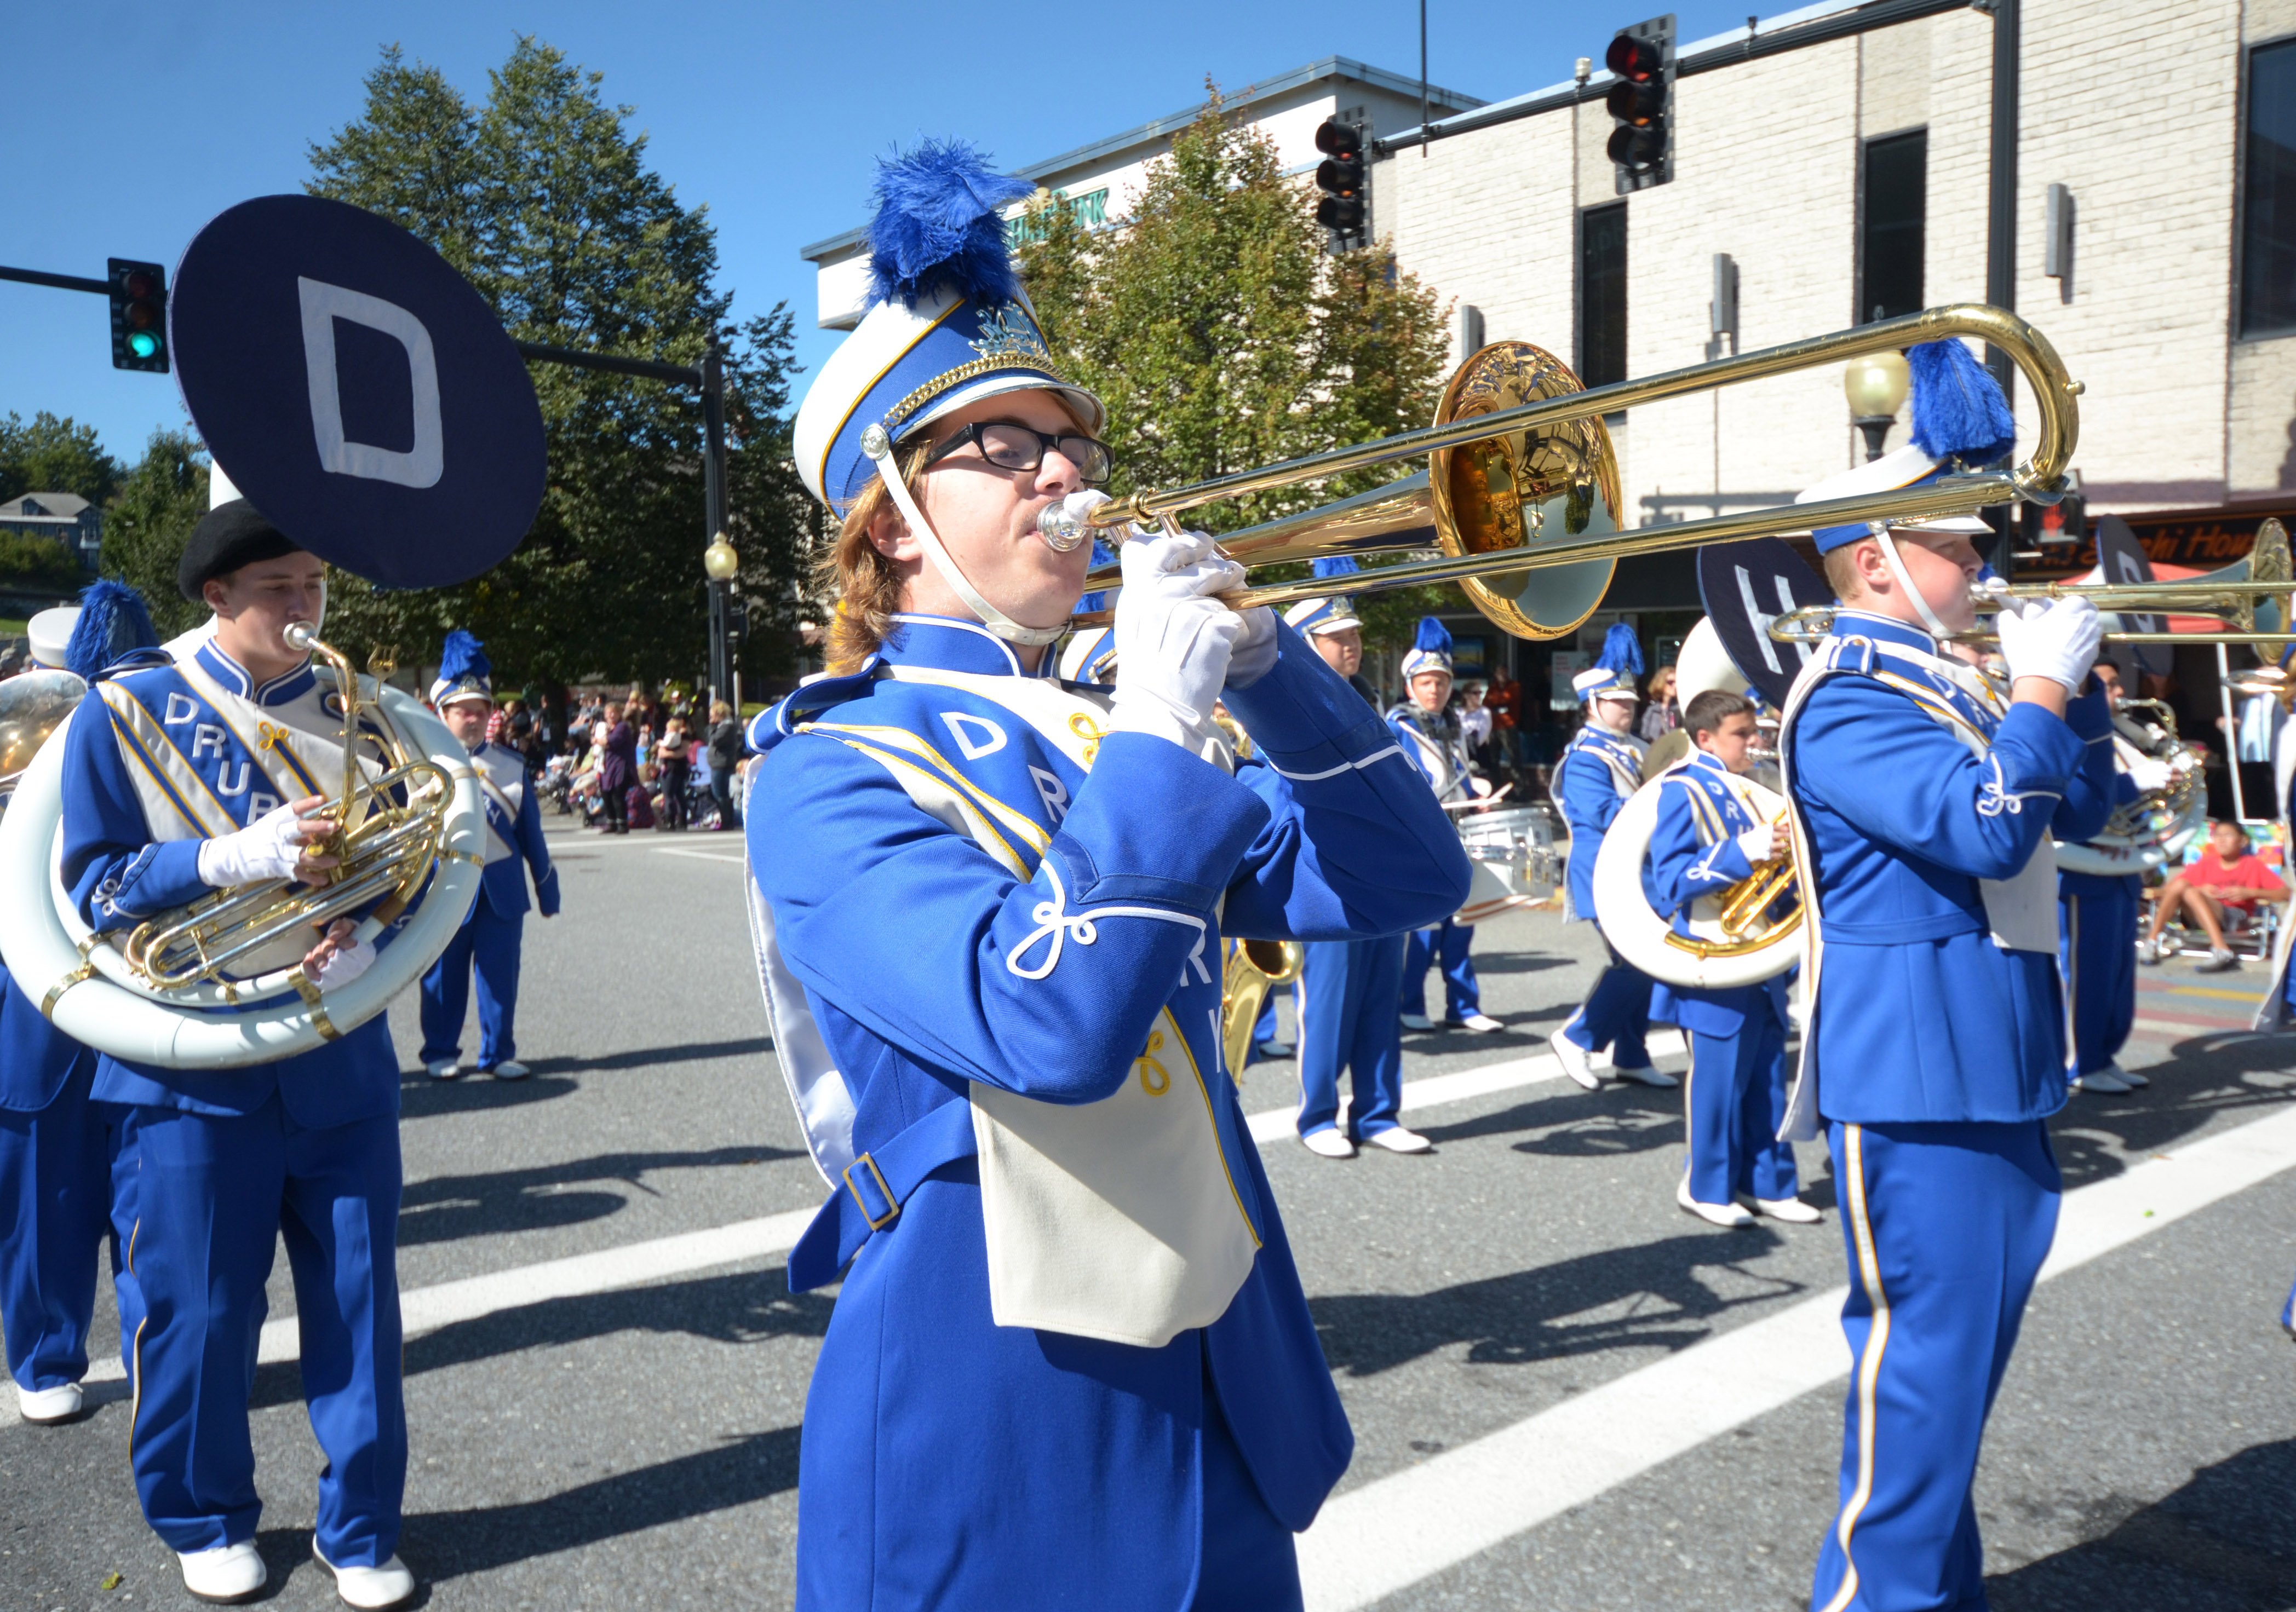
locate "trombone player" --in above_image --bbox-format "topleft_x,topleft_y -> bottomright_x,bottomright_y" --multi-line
56,501 -> 416,1609
1774,340 -> 2116,1612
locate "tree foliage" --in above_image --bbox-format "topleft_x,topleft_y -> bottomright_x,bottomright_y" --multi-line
301,40 -> 811,689
1015,89 -> 1456,649
100,430 -> 211,639
0,412 -> 119,506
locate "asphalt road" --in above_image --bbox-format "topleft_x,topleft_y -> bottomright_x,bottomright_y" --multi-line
5,817 -> 2295,1611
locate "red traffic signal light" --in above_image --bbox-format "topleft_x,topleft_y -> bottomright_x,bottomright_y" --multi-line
108,257 -> 169,372
1315,119 -> 1363,160
1605,34 -> 1663,81
1603,16 -> 1676,192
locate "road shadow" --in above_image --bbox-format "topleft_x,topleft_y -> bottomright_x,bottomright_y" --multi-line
1415,1080 -> 1680,1150
1452,953 -> 1574,978
523,1035 -> 774,1077
1311,1228 -> 1798,1376
252,1266 -> 831,1410
397,1144 -> 805,1247
1987,1438 -> 2296,1610
399,1069 -> 579,1120
398,1426 -> 802,1581
2046,1035 -> 2296,1193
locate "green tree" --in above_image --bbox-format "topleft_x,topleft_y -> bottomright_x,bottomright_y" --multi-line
1017,89 -> 1455,650
305,38 -> 810,688
0,531 -> 89,596
101,429 -> 211,638
0,412 -> 120,506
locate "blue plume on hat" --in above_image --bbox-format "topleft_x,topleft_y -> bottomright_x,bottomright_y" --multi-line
1413,617 -> 1453,655
1908,339 -> 2017,464
438,629 -> 491,685
866,140 -> 1034,311
65,578 -> 159,683
1594,622 -> 1645,677
1312,555 -> 1362,580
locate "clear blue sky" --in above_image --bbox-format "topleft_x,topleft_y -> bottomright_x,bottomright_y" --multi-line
1,0 -> 1760,470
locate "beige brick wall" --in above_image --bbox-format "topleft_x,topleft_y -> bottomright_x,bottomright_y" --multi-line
1375,1 -> 2289,531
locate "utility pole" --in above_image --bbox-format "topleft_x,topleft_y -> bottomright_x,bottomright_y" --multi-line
1982,0 -> 2021,577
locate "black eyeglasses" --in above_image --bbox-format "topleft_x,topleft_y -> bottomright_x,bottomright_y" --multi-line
920,420 -> 1113,486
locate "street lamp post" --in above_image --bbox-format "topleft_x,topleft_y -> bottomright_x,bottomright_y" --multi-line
704,532 -> 738,708
1842,352 -> 1911,464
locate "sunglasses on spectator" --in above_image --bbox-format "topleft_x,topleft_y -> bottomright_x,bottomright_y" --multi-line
921,420 -> 1113,486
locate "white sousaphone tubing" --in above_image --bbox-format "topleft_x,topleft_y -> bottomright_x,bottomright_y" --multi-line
1591,771 -> 1804,991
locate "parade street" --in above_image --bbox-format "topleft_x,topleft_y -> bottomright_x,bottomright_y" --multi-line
6,817 -> 2296,1612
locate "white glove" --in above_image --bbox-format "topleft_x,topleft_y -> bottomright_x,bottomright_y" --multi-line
1224,604 -> 1279,689
1735,822 -> 1778,866
311,937 -> 375,991
197,800 -> 319,889
1994,596 -> 2102,693
2128,757 -> 2174,793
1107,527 -> 1246,749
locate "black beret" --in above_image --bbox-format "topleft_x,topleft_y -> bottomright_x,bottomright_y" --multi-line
177,499 -> 303,602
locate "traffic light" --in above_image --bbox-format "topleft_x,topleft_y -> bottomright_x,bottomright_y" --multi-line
108,258 -> 168,373
2020,472 -> 2087,548
1313,117 -> 1368,250
1604,15 -> 1676,193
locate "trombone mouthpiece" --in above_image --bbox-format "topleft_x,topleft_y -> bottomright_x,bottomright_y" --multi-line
284,622 -> 319,651
1037,491 -> 1114,555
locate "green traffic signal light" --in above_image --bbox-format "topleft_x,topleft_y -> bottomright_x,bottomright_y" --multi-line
127,330 -> 161,359
108,256 -> 170,373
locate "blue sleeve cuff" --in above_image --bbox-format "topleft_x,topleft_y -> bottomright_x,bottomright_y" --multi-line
1060,732 -> 1271,908
1217,622 -> 1398,775
89,839 -> 209,926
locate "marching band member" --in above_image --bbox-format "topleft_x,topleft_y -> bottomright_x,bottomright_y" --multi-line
1283,567 -> 1425,1157
1551,629 -> 1673,1089
418,631 -> 559,1081
0,591 -> 156,1426
2056,659 -> 2155,1094
748,143 -> 1470,1610
1645,689 -> 1813,1227
1391,619 -> 1504,1034
1775,339 -> 2115,1612
58,500 -> 416,1609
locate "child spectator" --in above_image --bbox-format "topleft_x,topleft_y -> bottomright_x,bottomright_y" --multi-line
2142,819 -> 2289,971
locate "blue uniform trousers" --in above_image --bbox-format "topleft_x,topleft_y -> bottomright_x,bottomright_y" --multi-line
128,1097 -> 404,1564
1812,1119 -> 2059,1612
2057,885 -> 2136,1078
1192,1365 -> 1303,1610
1682,1014 -> 1797,1206
1400,919 -> 1480,1020
1562,937 -> 1655,1072
0,1056 -> 140,1393
418,902 -> 525,1069
1296,935 -> 1408,1139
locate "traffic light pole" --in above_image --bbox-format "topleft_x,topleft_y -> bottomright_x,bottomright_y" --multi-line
0,264 -> 110,296
1982,0 -> 2021,579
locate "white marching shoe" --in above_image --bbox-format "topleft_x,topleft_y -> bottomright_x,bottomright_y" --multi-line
313,1543 -> 417,1610
1548,1027 -> 1602,1090
1743,1194 -> 1824,1224
426,1057 -> 461,1081
1614,1064 -> 1679,1089
1364,1126 -> 1433,1154
2113,1063 -> 2150,1089
1399,1013 -> 1434,1032
1452,1012 -> 1505,1033
15,1380 -> 82,1424
2071,1067 -> 2132,1095
486,1060 -> 530,1080
178,1542 -> 267,1604
1677,1177 -> 1755,1228
1300,1128 -> 1357,1159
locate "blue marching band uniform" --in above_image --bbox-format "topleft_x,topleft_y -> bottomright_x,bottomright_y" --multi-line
55,504 -> 414,1603
418,631 -> 559,1080
1645,747 -> 1805,1224
1780,339 -> 2116,1612
2056,753 -> 2150,1098
1279,577 -> 1417,1158
0,597 -> 150,1426
746,143 -> 1471,1608
1551,643 -> 1670,1088
1388,619 -> 1502,1036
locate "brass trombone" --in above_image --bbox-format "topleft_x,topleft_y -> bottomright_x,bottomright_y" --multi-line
1054,303 -> 2083,642
1766,519 -> 2296,648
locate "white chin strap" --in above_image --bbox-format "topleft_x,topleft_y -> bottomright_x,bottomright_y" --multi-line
861,425 -> 1065,648
1876,530 -> 1953,641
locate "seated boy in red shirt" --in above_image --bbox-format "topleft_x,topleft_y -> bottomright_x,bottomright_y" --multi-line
2141,818 -> 2289,971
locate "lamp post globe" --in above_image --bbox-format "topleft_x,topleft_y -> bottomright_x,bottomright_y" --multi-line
1843,352 -> 1912,463
703,536 -> 739,582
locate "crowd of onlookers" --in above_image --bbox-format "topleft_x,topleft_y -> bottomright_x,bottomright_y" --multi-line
541,684 -> 747,834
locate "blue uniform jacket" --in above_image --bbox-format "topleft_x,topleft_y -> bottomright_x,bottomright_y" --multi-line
57,640 -> 400,1129
1646,752 -> 1792,1036
748,615 -> 1472,1609
1554,724 -> 1647,922
1783,613 -> 2115,1125
470,741 -> 559,919
1387,703 -> 1472,803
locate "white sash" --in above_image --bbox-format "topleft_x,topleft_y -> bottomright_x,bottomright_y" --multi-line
764,667 -> 1259,1347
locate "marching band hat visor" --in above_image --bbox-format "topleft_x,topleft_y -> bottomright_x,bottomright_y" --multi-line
177,498 -> 305,601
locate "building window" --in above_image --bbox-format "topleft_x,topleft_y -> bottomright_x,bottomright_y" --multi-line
2242,37 -> 2296,337
1859,129 -> 1926,324
1578,202 -> 1628,388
